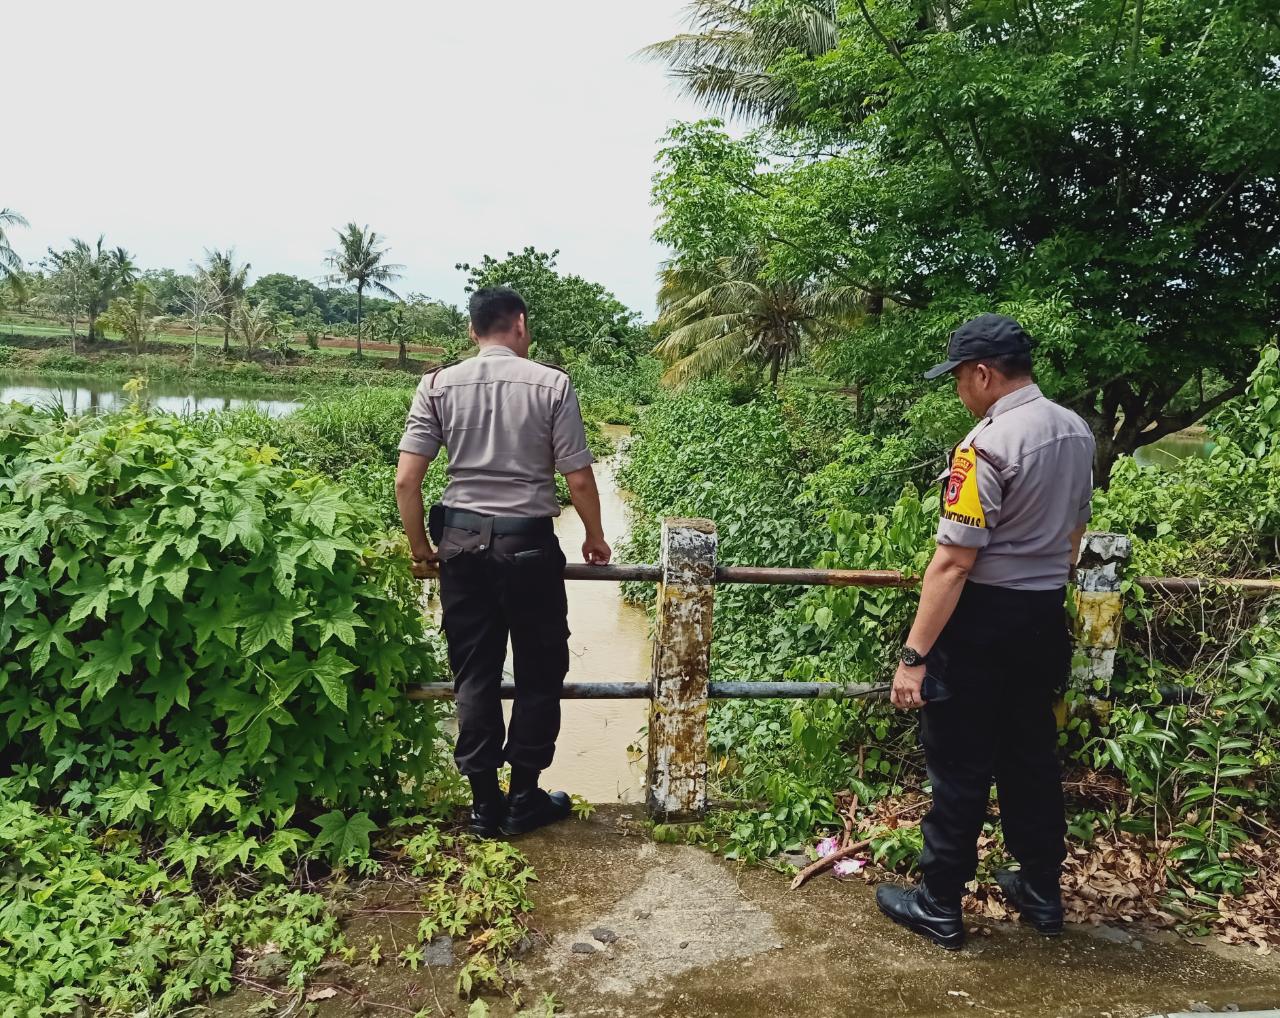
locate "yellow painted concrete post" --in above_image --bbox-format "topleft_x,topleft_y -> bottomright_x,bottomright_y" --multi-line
1072,532 -> 1132,689
647,518 -> 717,822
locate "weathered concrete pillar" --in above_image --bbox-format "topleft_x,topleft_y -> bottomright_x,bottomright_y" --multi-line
1072,532 -> 1132,690
647,518 -> 717,822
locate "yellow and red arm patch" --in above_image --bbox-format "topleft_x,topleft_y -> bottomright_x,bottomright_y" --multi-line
941,446 -> 986,529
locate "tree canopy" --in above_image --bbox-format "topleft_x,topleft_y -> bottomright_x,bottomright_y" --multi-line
458,246 -> 643,363
44,237 -> 138,343
651,0 -> 1280,476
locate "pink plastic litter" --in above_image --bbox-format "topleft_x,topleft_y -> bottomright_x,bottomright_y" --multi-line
815,836 -> 841,858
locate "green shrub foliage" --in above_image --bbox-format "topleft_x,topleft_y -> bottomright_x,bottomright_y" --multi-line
0,795 -> 346,1015
0,403 -> 446,834
620,351 -> 1280,900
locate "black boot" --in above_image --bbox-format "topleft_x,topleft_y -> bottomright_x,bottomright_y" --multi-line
876,882 -> 965,950
469,795 -> 507,839
467,772 -> 506,839
996,869 -> 1064,935
501,787 -> 573,837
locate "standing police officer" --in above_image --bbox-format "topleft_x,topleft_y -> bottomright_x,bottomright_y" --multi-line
395,286 -> 611,839
875,313 -> 1095,950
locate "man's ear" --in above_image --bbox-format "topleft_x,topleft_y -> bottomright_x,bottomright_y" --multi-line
468,324 -> 479,345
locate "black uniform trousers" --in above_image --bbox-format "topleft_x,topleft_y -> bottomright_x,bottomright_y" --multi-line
918,579 -> 1070,902
436,524 -> 571,776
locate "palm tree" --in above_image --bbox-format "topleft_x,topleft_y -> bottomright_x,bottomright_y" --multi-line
46,237 -> 138,342
641,0 -> 838,125
653,250 -> 862,389
100,282 -> 165,354
378,303 -> 420,368
325,223 -> 403,358
200,248 -> 250,354
0,208 -> 29,297
225,298 -> 278,354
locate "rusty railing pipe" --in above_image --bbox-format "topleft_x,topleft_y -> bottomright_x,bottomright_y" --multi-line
1135,575 -> 1280,594
405,680 -> 889,701
422,561 -> 913,588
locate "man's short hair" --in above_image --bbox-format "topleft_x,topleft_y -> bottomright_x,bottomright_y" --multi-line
982,351 -> 1035,379
469,286 -> 528,337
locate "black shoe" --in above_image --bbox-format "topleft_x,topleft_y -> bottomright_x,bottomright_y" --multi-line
876,883 -> 965,950
469,795 -> 507,839
500,788 -> 572,837
996,869 -> 1064,935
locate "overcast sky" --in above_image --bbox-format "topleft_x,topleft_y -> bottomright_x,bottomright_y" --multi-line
4,1 -> 706,315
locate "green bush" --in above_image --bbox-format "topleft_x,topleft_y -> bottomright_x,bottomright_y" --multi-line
617,357 -> 1280,908
35,350 -> 90,373
0,404 -> 448,835
0,795 -> 347,1015
567,354 -> 662,425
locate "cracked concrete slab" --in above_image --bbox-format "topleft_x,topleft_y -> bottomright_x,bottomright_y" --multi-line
529,841 -> 781,997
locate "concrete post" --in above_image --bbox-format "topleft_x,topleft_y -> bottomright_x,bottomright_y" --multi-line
647,518 -> 717,822
1072,532 -> 1133,691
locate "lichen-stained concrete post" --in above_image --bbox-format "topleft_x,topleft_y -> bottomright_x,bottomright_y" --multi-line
1072,532 -> 1133,690
647,518 -> 717,822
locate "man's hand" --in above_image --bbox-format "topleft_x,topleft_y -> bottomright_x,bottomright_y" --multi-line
564,467 -> 610,566
891,661 -> 927,710
410,547 -> 439,580
582,536 -> 611,565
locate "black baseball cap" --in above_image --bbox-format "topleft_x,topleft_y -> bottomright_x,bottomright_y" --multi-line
923,313 -> 1034,380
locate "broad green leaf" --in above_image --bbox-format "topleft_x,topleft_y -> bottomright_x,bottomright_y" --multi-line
238,600 -> 305,656
313,809 -> 378,864
312,648 -> 356,712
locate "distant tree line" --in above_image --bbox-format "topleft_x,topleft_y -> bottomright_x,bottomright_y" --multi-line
0,214 -> 648,367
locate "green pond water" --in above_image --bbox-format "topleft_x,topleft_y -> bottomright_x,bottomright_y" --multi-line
1133,430 -> 1215,467
0,373 -> 302,418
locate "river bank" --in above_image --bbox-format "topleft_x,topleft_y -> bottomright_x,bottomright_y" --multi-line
0,331 -> 428,392
208,806 -> 1280,1018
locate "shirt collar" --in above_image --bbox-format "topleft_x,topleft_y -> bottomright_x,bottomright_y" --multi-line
987,383 -> 1042,419
477,345 -> 519,358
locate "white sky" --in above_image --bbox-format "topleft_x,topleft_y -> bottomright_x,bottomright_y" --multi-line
3,1 -> 705,316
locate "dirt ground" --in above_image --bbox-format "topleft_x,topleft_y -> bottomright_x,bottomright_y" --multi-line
214,807 -> 1280,1018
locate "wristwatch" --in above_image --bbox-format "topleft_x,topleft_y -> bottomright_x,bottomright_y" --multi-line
900,645 -> 928,667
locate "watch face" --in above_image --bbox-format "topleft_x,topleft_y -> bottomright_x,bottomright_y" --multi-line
901,647 -> 923,666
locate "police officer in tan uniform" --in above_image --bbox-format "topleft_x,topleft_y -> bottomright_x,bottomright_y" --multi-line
395,286 -> 611,838
876,313 -> 1095,949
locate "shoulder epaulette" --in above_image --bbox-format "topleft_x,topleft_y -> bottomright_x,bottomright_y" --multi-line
534,360 -> 570,375
427,359 -> 461,387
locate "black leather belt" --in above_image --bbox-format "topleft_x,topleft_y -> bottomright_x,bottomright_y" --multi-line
442,507 -> 554,536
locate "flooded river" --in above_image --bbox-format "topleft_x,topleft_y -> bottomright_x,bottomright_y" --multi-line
432,426 -> 651,804
510,426 -> 650,804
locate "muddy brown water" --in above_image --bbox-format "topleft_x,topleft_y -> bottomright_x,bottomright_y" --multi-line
529,428 -> 649,803
435,425 -> 650,804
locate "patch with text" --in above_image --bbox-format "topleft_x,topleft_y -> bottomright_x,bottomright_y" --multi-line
942,445 -> 986,529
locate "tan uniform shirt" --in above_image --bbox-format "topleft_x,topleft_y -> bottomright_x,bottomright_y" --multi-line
398,346 -> 594,518
936,384 -> 1095,590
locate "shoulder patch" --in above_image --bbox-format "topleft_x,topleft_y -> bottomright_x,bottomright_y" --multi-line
941,446 -> 986,529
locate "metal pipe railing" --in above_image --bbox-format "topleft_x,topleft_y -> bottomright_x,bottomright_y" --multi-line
429,561 -> 916,587
1135,575 -> 1280,593
406,680 -> 890,701
424,562 -> 1278,593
